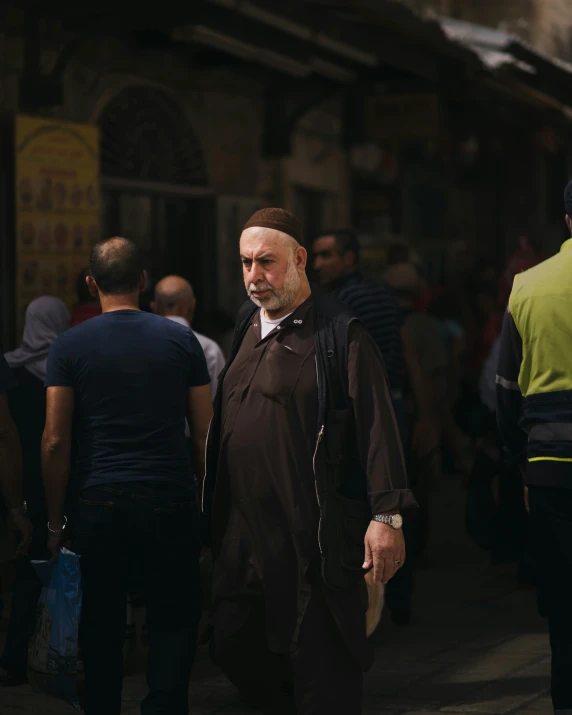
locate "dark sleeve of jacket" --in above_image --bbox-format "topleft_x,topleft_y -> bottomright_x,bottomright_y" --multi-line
496,310 -> 526,467
347,322 -> 417,515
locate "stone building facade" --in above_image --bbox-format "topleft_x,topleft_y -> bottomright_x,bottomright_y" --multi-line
0,4 -> 352,340
1,1 -> 571,341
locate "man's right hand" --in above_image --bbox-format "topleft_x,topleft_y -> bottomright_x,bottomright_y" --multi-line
9,513 -> 33,558
363,520 -> 406,585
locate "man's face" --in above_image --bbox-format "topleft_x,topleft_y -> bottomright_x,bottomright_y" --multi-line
313,235 -> 351,286
240,228 -> 305,312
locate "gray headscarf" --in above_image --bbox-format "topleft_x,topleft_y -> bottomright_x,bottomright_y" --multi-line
5,296 -> 70,382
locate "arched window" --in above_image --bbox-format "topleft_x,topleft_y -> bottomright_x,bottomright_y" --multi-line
99,86 -> 208,186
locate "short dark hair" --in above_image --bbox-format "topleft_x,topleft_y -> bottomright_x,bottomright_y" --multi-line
319,228 -> 360,265
564,180 -> 572,218
89,237 -> 142,295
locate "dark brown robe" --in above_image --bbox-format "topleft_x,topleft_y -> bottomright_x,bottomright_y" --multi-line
210,297 -> 415,669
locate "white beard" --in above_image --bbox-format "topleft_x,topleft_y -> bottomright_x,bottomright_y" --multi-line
247,256 -> 301,312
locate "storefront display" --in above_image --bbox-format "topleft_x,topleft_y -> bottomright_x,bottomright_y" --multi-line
15,115 -> 100,334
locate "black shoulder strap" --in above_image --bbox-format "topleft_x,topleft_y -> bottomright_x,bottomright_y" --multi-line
327,317 -> 352,411
313,291 -> 354,413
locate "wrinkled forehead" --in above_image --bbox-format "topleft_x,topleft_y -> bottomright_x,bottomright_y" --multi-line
239,226 -> 296,258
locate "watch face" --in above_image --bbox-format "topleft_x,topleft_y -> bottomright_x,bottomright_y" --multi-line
391,514 -> 403,529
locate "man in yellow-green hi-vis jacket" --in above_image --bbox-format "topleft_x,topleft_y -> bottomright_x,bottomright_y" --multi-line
497,180 -> 572,715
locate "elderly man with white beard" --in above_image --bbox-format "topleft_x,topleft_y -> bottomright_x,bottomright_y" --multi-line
202,208 -> 415,715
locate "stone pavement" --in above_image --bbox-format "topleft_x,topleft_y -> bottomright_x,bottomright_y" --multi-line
0,475 -> 551,714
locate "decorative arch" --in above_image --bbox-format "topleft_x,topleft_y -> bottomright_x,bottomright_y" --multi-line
98,85 -> 208,186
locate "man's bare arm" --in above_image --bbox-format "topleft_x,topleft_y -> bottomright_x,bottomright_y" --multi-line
187,385 -> 213,503
42,387 -> 74,531
0,394 -> 24,508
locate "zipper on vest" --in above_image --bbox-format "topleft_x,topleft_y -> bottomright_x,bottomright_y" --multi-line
314,354 -> 326,553
313,425 -> 324,476
314,424 -> 324,554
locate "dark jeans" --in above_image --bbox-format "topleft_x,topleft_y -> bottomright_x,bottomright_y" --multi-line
72,483 -> 201,715
528,485 -> 572,711
0,514 -> 49,676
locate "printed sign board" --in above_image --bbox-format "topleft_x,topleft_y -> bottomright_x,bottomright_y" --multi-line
15,115 -> 100,333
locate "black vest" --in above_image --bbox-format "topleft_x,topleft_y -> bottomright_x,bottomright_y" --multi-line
202,290 -> 372,591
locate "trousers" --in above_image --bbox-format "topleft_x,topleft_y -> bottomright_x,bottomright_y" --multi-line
528,485 -> 572,711
72,482 -> 201,715
211,585 -> 363,715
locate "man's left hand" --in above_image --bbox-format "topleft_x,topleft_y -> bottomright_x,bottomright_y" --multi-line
363,521 -> 406,585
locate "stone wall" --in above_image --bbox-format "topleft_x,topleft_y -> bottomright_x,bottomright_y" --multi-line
0,15 -> 351,207
283,100 -> 351,230
534,0 -> 572,61
57,34 -> 266,198
0,20 -> 304,199
0,8 -> 352,320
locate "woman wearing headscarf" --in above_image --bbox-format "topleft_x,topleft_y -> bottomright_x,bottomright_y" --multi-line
0,296 -> 70,687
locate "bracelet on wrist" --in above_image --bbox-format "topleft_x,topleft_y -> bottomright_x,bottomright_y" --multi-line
47,515 -> 67,536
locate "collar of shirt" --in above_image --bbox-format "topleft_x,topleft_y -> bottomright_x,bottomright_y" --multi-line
252,297 -> 313,340
165,315 -> 190,328
561,238 -> 572,253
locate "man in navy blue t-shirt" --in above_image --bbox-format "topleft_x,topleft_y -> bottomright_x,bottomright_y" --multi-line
42,237 -> 212,715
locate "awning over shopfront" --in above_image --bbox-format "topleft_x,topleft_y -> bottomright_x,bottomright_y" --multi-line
437,15 -> 572,116
14,0 -> 572,134
13,0 -> 572,104
439,18 -> 537,73
304,1 -> 572,119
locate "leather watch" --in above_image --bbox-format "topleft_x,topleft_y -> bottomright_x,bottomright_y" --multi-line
372,513 -> 403,530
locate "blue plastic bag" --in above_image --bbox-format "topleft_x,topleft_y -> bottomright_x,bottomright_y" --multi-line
28,548 -> 83,710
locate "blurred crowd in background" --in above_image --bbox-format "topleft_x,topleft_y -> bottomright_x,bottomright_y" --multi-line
0,224 -> 548,688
